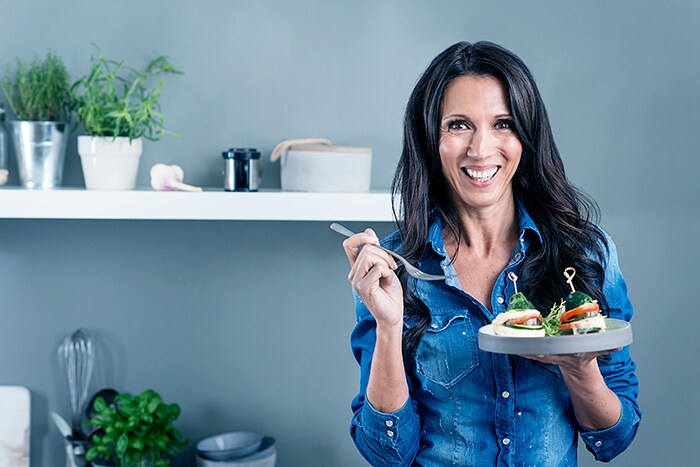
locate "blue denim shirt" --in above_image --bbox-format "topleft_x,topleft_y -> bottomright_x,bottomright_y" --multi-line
349,204 -> 641,466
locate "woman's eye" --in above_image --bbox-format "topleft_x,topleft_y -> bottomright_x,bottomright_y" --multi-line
495,119 -> 515,130
447,120 -> 469,131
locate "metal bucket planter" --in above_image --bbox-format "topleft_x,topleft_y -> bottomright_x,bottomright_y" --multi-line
77,136 -> 143,190
10,121 -> 69,189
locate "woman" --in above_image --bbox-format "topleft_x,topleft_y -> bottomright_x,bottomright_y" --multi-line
342,41 -> 640,466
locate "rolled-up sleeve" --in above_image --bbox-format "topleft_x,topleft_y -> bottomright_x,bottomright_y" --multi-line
349,292 -> 420,466
580,233 -> 642,461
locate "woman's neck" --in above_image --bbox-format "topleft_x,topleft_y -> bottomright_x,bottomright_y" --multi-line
445,197 -> 519,258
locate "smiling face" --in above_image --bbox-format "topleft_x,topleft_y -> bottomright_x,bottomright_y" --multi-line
438,74 -> 522,214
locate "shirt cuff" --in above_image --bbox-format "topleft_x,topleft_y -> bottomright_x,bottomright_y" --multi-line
579,398 -> 641,461
360,397 -> 419,447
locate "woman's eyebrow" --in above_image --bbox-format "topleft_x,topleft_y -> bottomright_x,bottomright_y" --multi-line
441,112 -> 513,121
441,113 -> 469,121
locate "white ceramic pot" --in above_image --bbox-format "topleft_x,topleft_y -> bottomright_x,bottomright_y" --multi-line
270,138 -> 372,193
78,136 -> 143,190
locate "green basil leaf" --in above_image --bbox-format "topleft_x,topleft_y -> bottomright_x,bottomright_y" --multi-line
116,433 -> 129,457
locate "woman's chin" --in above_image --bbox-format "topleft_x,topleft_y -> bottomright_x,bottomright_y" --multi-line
452,188 -> 514,212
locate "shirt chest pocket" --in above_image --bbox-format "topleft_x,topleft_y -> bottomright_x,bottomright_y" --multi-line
414,312 -> 479,389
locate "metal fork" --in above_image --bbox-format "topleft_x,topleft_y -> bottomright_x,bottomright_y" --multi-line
330,223 -> 454,281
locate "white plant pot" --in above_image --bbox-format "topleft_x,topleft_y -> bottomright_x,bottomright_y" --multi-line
78,136 -> 143,190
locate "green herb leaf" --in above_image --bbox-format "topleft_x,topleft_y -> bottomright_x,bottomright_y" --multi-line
116,433 -> 129,457
147,397 -> 160,414
85,447 -> 99,461
542,299 -> 565,336
130,437 -> 145,451
94,396 -> 107,413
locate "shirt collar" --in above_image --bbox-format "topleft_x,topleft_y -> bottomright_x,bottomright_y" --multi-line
515,198 -> 543,248
427,215 -> 447,256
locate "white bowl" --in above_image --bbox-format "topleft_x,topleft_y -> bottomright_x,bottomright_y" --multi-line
196,437 -> 276,467
196,431 -> 264,461
196,451 -> 276,467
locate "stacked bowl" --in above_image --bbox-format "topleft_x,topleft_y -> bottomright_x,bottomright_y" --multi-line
196,432 -> 276,467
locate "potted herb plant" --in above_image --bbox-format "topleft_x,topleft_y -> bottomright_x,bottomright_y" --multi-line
1,51 -> 72,188
86,389 -> 186,467
71,47 -> 181,190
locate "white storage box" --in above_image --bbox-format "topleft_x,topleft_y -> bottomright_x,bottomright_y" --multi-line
270,138 -> 372,192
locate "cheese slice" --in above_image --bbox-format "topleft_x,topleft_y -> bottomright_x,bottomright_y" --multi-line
492,309 -> 545,337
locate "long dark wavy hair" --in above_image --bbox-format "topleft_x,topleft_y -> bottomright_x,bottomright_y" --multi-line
392,41 -> 609,358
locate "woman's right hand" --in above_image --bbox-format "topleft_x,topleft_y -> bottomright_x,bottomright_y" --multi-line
342,229 -> 404,329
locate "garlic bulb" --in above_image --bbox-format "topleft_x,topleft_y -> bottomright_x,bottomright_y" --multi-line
150,164 -> 202,192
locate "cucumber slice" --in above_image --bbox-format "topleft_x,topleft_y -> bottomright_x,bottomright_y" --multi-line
504,323 -> 544,330
565,290 -> 594,310
558,327 -> 603,335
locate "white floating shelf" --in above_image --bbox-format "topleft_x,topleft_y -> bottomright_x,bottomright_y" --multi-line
0,188 -> 395,222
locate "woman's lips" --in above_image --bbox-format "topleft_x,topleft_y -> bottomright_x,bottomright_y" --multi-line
462,166 -> 500,183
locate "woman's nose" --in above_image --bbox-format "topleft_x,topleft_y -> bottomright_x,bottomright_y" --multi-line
466,128 -> 493,158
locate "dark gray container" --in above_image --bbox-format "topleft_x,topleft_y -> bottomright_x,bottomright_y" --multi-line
223,148 -> 260,192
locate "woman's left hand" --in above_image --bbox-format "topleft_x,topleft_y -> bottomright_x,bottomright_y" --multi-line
521,349 -> 623,430
521,349 -> 620,374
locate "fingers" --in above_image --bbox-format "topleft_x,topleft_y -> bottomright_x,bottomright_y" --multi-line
522,349 -> 618,370
348,243 -> 398,284
339,228 -> 402,312
354,259 -> 397,296
521,354 -> 549,363
342,228 -> 380,266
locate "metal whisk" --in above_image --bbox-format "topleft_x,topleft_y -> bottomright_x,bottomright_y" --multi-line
58,329 -> 95,431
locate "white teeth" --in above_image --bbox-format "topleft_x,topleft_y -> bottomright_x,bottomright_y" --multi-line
465,167 -> 498,182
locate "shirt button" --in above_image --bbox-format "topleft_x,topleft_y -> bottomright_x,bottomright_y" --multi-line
502,438 -> 511,445
385,420 -> 394,428
497,297 -> 505,304
501,391 -> 510,399
430,323 -> 438,329
387,430 -> 394,438
595,440 -> 602,447
515,252 -> 522,260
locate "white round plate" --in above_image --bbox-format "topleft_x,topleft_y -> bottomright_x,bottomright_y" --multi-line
478,318 -> 633,355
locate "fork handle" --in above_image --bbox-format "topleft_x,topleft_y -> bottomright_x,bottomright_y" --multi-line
375,244 -> 403,263
331,222 -> 398,261
329,223 -> 356,238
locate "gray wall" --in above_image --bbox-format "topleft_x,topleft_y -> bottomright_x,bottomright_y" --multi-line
1,0 -> 697,465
